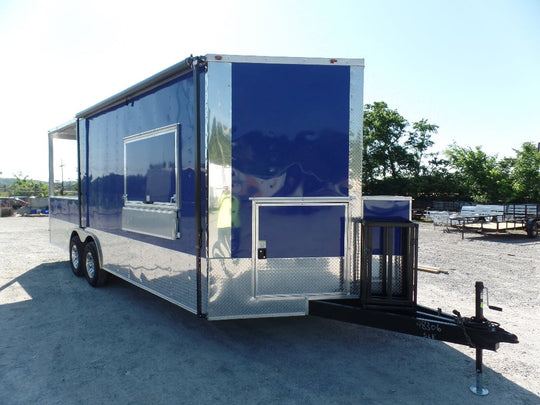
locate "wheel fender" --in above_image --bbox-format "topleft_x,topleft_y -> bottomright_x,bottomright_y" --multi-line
75,229 -> 104,266
68,231 -> 82,249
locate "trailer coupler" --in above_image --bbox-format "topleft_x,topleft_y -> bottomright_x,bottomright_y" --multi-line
309,281 -> 518,395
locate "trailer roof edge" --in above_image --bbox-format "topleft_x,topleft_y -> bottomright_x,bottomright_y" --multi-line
205,54 -> 365,66
75,54 -> 365,119
76,56 -> 196,119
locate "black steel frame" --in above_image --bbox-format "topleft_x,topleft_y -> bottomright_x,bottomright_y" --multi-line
359,220 -> 418,308
310,219 -> 518,381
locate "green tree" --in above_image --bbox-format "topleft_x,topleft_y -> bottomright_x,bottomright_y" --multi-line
362,102 -> 439,195
414,155 -> 464,201
8,174 -> 48,197
362,102 -> 538,204
363,102 -> 409,182
445,144 -> 512,203
510,142 -> 540,202
207,118 -> 231,165
406,119 -> 438,177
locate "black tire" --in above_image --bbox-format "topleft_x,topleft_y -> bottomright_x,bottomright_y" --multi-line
69,235 -> 84,276
82,241 -> 108,287
526,220 -> 538,239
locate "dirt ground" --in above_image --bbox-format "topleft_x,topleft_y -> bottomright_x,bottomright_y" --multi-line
0,216 -> 538,404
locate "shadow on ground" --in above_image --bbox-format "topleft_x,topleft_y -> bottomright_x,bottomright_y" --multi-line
0,261 -> 537,404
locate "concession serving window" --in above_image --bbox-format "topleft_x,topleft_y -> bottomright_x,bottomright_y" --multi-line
121,124 -> 181,239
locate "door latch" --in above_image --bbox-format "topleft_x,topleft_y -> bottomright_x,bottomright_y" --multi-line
257,248 -> 267,260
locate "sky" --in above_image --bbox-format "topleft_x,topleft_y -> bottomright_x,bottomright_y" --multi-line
0,0 -> 539,181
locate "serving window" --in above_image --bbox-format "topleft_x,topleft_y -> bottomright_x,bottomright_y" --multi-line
122,124 -> 181,239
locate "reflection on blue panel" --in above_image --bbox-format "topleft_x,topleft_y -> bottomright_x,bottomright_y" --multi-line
49,197 -> 79,224
372,226 -> 383,255
84,72 -> 198,253
363,199 -> 410,221
231,63 -> 351,257
371,226 -> 403,256
259,205 -> 345,258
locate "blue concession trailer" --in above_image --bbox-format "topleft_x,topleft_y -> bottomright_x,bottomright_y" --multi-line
49,55 -> 365,319
49,55 -> 517,390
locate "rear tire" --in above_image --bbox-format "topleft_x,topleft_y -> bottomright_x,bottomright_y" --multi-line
69,235 -> 83,276
83,241 -> 108,287
526,220 -> 538,238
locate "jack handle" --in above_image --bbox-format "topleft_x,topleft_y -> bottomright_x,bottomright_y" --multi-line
484,287 -> 502,312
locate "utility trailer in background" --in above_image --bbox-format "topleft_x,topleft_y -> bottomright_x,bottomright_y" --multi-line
49,55 -> 517,394
448,204 -> 540,239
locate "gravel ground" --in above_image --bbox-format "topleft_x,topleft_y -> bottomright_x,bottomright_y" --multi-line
0,216 -> 538,404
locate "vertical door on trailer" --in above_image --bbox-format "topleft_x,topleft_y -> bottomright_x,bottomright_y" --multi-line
252,198 -> 349,297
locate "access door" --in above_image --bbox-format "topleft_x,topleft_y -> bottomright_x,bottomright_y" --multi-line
252,197 -> 349,298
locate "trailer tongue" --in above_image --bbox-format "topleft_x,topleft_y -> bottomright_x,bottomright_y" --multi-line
310,216 -> 518,396
310,291 -> 518,352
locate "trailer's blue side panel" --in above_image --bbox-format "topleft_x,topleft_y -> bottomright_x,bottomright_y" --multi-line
231,63 -> 350,258
82,73 -> 200,254
49,196 -> 80,249
49,197 -> 79,224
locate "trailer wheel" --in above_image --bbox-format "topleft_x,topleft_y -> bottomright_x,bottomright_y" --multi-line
526,219 -> 538,238
83,241 -> 108,287
69,235 -> 83,276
